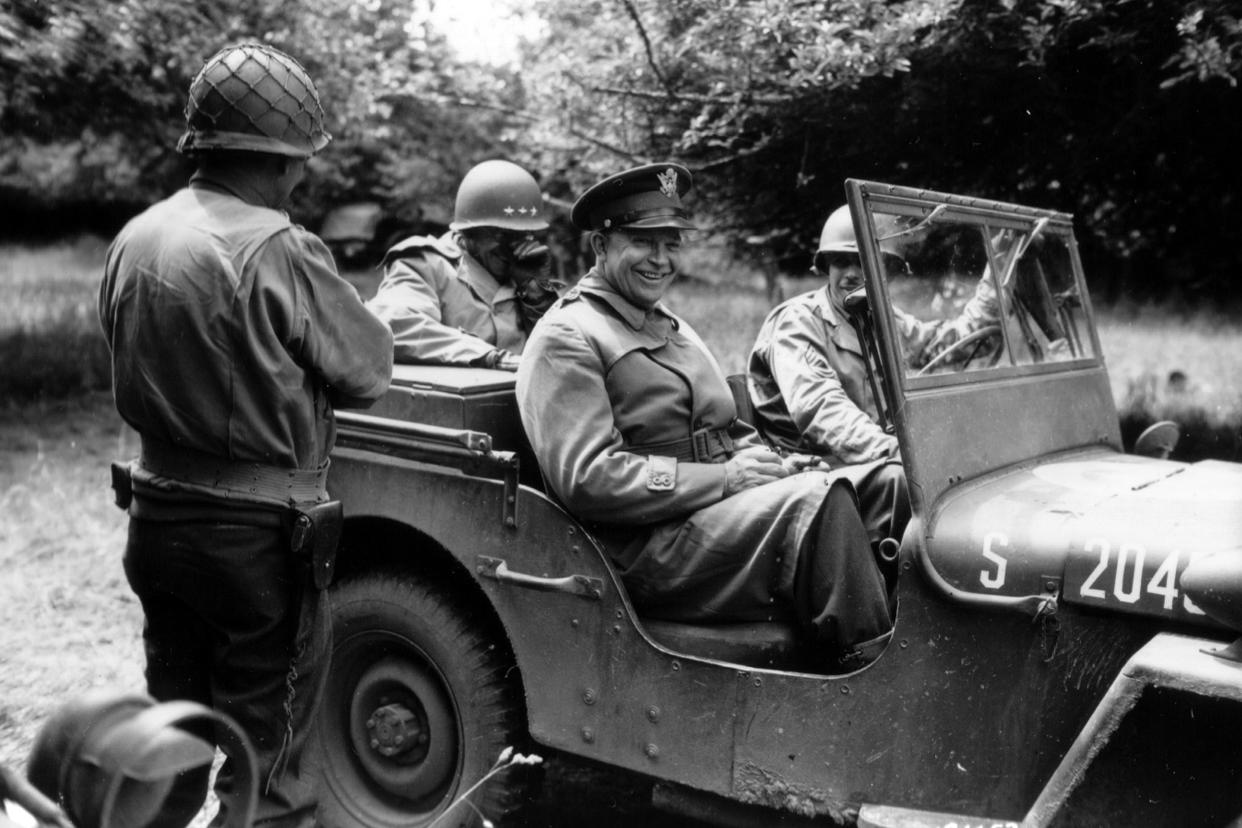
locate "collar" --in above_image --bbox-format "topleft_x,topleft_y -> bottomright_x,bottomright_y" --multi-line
188,173 -> 246,202
187,172 -> 281,214
812,285 -> 865,355
813,286 -> 845,328
458,250 -> 514,303
577,271 -> 678,331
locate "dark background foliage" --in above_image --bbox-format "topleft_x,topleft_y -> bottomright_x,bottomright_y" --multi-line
2,0 -> 1239,301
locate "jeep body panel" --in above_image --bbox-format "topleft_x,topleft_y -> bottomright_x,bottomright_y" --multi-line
328,429 -> 1171,819
926,450 -> 1242,627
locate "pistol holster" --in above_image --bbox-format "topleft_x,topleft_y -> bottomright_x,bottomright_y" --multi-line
290,500 -> 343,591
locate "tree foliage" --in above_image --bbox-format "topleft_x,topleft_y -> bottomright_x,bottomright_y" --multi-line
0,0 -> 515,233
2,0 -> 1240,299
523,0 -> 1242,299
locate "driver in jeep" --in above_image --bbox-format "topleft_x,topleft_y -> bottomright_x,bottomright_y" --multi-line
516,164 -> 894,671
748,204 -> 1001,474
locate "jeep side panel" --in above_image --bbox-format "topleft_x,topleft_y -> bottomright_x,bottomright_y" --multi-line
327,442 -> 1186,822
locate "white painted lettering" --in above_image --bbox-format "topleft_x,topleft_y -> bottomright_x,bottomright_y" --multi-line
980,532 -> 1008,590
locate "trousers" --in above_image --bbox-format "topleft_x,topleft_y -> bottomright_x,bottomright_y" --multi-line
618,471 -> 892,658
123,507 -> 330,828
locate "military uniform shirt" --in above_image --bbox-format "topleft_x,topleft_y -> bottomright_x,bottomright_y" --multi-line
368,234 -> 526,365
749,283 -> 998,466
99,180 -> 394,471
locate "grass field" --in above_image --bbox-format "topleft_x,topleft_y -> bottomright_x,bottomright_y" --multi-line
1,236 -> 1239,781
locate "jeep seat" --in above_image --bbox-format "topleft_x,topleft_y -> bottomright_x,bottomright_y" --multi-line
640,619 -> 801,669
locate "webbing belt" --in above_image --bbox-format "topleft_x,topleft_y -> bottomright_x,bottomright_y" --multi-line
137,438 -> 329,508
630,427 -> 735,463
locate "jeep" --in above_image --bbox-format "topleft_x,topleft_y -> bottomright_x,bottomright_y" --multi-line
308,181 -> 1242,827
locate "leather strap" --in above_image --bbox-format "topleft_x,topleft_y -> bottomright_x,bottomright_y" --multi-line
630,426 -> 735,463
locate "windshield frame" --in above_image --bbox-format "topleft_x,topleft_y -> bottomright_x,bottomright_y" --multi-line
846,183 -> 1105,399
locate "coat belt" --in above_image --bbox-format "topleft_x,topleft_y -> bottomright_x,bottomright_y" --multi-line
630,427 -> 735,463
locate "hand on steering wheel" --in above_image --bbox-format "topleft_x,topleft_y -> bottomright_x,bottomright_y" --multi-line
916,324 -> 1002,377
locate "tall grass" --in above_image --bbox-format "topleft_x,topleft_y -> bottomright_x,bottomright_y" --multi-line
0,236 -> 112,399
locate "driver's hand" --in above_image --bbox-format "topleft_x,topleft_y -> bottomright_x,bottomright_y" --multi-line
927,324 -> 963,357
723,450 -> 788,497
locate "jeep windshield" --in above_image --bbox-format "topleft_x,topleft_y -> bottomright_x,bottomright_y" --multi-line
852,187 -> 1101,391
843,181 -> 1121,514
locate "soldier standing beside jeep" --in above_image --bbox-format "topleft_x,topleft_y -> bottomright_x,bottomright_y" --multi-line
516,163 -> 893,670
98,43 -> 393,827
368,160 -> 565,371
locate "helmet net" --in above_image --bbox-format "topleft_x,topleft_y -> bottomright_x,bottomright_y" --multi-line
179,43 -> 330,158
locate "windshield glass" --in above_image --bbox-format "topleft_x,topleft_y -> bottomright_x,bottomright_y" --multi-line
872,206 -> 1098,383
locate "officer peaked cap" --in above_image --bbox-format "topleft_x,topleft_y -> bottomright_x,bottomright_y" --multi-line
571,162 -> 697,232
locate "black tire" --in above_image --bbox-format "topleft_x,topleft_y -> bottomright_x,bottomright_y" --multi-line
310,571 -> 531,828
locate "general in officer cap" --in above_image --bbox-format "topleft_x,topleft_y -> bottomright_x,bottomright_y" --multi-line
570,162 -> 697,231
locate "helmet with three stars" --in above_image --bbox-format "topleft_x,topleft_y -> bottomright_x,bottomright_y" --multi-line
450,160 -> 549,233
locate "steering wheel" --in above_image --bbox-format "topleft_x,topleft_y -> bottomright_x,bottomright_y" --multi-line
916,325 -> 1003,377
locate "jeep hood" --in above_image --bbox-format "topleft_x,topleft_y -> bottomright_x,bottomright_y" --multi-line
925,450 -> 1242,628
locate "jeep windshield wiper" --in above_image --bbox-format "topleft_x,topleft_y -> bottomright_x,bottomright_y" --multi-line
997,217 -> 1050,289
875,204 -> 948,243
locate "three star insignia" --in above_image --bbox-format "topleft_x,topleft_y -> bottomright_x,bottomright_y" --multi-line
503,206 -> 538,216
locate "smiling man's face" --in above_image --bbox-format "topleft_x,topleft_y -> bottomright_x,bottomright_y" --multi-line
593,228 -> 683,309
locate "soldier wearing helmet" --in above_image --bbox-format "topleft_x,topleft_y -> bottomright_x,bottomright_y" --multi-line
516,165 -> 893,672
368,160 -> 566,370
99,42 -> 393,827
747,204 -> 1000,541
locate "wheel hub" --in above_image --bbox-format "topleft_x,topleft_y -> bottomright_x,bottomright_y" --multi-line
346,655 -> 458,800
366,702 -> 428,757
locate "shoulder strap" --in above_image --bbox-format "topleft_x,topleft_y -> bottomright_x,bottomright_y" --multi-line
381,233 -> 461,268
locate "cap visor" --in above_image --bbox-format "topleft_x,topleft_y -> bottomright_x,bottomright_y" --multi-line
619,215 -> 698,231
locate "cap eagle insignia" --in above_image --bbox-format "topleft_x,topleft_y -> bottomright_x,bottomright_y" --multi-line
658,167 -> 679,200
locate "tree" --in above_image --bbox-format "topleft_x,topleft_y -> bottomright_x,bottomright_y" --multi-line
522,0 -> 1242,300
0,0 -> 514,235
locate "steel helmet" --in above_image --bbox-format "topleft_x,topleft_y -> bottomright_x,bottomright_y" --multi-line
816,205 -> 908,275
817,205 -> 902,254
177,42 -> 331,158
450,160 -> 549,232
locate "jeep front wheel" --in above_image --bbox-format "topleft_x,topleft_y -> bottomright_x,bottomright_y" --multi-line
311,571 -> 529,828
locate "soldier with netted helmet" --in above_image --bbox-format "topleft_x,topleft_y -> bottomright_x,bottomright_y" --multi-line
99,41 -> 393,827
368,159 -> 566,370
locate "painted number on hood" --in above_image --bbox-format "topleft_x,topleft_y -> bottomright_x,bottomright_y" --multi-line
1075,539 -> 1204,616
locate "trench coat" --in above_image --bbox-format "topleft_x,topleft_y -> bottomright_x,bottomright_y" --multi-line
516,273 -> 890,647
368,233 -> 526,365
